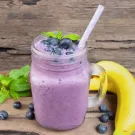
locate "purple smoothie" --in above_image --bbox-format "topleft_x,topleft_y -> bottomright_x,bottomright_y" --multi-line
30,34 -> 91,130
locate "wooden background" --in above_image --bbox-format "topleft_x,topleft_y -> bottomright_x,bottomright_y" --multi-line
0,0 -> 135,74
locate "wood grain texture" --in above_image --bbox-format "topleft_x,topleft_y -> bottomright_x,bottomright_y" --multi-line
0,0 -> 135,73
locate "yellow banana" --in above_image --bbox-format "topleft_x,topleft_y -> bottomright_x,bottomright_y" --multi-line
90,61 -> 135,135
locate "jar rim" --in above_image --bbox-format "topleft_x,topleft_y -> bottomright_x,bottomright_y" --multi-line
31,34 -> 87,61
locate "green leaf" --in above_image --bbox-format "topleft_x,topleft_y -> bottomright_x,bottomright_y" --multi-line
10,77 -> 30,92
0,74 -> 6,81
9,69 -> 23,79
1,76 -> 12,86
20,65 -> 30,78
17,91 -> 31,97
63,33 -> 81,41
57,31 -> 63,40
0,87 -> 10,104
41,32 -> 57,38
10,90 -> 19,100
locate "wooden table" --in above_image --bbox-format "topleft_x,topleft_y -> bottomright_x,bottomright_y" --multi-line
0,94 -> 117,135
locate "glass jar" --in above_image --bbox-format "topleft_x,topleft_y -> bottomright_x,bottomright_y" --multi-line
30,34 -> 107,130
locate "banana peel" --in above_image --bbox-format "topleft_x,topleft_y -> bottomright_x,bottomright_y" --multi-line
90,61 -> 135,135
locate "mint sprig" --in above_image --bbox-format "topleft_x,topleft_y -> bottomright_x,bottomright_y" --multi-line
63,34 -> 81,41
0,65 -> 31,104
0,87 -> 10,104
41,31 -> 81,41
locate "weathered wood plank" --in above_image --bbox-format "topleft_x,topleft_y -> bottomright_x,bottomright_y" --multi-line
0,0 -> 135,71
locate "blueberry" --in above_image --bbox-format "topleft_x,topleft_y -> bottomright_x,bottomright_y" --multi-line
28,103 -> 34,112
55,48 -> 62,55
96,124 -> 108,134
73,40 -> 79,45
0,113 -> 5,120
59,38 -> 72,49
107,111 -> 115,120
66,48 -> 74,55
100,114 -> 109,123
99,104 -> 108,112
47,38 -> 59,46
13,101 -> 22,109
0,110 -> 8,120
26,111 -> 35,120
45,47 -> 52,52
41,40 -> 50,45
45,46 -> 56,54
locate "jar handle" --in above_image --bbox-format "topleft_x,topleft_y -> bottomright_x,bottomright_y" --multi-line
88,63 -> 108,107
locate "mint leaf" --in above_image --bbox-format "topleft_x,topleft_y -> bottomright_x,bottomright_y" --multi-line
0,74 -> 6,81
20,65 -> 30,78
63,34 -> 81,41
10,90 -> 31,100
10,77 -> 30,92
41,32 -> 57,38
9,69 -> 23,79
57,31 -> 63,40
1,76 -> 12,86
17,91 -> 31,97
0,87 -> 10,104
10,90 -> 19,100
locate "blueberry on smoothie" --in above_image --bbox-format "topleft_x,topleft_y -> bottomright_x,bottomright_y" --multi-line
45,47 -> 52,52
48,38 -> 59,46
55,48 -> 62,55
41,40 -> 50,45
59,38 -> 72,49
73,40 -> 79,45
66,48 -> 74,55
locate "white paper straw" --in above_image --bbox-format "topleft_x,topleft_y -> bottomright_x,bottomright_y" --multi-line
78,5 -> 104,49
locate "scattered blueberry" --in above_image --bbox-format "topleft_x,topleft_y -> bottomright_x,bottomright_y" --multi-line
96,124 -> 108,134
13,101 -> 22,109
47,38 -> 59,46
28,103 -> 34,112
100,114 -> 109,123
0,113 -> 5,120
107,111 -> 115,120
99,104 -> 108,112
59,38 -> 72,49
0,110 -> 8,120
26,111 -> 35,120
